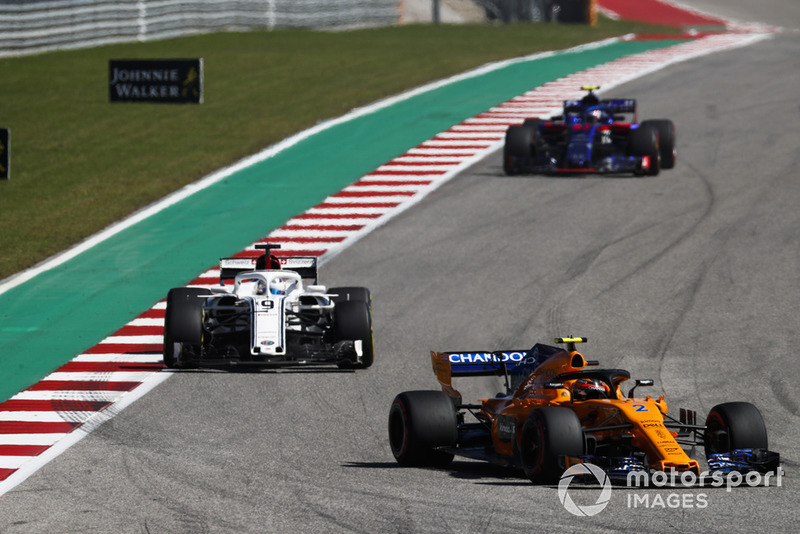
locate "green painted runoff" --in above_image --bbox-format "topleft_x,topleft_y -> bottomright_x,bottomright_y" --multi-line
0,39 -> 683,403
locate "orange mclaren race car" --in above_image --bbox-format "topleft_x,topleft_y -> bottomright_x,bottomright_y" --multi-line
388,337 -> 779,484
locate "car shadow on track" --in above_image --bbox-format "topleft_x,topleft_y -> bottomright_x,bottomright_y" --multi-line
165,367 -> 358,374
342,460 -> 531,486
479,166 -> 654,180
446,461 -> 530,486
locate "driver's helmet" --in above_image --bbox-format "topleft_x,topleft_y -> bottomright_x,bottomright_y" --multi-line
269,276 -> 295,296
572,378 -> 610,401
256,280 -> 267,295
581,93 -> 600,108
584,107 -> 608,124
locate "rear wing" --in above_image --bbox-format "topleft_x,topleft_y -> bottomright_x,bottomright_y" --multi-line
562,98 -> 637,121
563,98 -> 636,112
430,350 -> 528,401
431,343 -> 573,400
600,99 -> 636,114
220,257 -> 259,283
280,256 -> 319,283
219,255 -> 319,284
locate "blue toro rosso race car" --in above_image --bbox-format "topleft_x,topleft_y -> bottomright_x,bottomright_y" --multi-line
503,86 -> 676,176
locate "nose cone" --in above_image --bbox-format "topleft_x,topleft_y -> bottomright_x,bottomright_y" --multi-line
566,130 -> 593,168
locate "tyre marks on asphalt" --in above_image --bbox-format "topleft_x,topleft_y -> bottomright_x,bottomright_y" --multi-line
0,29 -> 773,493
0,304 -> 169,486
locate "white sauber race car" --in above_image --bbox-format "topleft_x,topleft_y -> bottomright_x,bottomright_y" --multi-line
162,244 -> 374,369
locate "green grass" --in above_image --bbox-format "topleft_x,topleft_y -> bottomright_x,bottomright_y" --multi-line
0,18 -> 678,280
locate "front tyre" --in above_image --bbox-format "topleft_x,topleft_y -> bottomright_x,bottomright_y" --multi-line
504,124 -> 536,175
704,402 -> 768,457
641,119 -> 676,169
388,391 -> 458,467
519,407 -> 584,484
629,124 -> 661,176
163,288 -> 211,368
333,299 -> 374,369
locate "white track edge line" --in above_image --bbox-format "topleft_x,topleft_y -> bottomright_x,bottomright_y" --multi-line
0,37 -> 622,297
0,371 -> 171,497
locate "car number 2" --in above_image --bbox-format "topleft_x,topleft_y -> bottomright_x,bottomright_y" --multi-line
632,404 -> 649,412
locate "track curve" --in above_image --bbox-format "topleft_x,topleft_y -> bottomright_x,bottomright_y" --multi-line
1,3 -> 798,532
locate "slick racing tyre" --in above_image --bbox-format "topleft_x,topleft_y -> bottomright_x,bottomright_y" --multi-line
522,118 -> 542,129
388,391 -> 458,467
163,287 -> 211,368
704,402 -> 768,456
329,286 -> 371,305
629,123 -> 661,176
503,123 -> 537,175
333,299 -> 374,369
519,407 -> 584,484
641,119 -> 676,169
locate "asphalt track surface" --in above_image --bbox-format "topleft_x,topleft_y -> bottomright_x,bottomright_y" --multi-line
0,37 -> 680,405
2,4 -> 799,534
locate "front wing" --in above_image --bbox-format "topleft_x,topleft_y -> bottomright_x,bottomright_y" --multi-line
508,154 -> 651,175
168,339 -> 364,368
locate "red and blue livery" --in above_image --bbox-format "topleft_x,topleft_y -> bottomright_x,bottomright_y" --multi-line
503,86 -> 676,176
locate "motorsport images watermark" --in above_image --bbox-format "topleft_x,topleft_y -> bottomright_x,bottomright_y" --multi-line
557,462 -> 785,516
558,463 -> 612,516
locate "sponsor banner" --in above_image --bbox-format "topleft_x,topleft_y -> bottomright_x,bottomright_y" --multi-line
447,351 -> 526,364
447,351 -> 527,375
109,59 -> 203,104
0,128 -> 8,179
220,258 -> 258,270
281,257 -> 316,269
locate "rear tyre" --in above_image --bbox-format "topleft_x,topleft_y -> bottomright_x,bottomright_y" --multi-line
519,407 -> 584,484
642,119 -> 676,169
522,118 -> 542,129
333,299 -> 374,369
704,402 -> 768,457
163,288 -> 211,368
629,124 -> 661,176
388,391 -> 458,467
504,124 -> 536,175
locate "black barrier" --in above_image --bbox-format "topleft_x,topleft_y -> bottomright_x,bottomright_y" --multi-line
109,59 -> 203,104
554,0 -> 593,23
481,0 -> 594,23
0,128 -> 8,180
